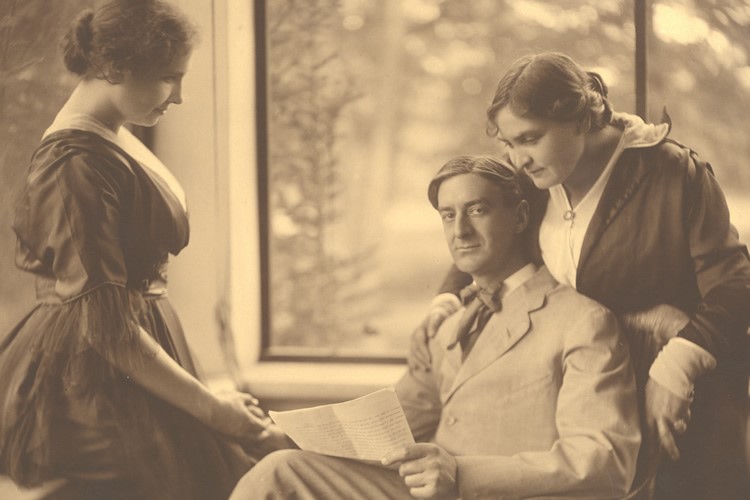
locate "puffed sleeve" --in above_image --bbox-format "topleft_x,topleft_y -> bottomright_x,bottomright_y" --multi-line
678,151 -> 750,359
12,146 -> 146,374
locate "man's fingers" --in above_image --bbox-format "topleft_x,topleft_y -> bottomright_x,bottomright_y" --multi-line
381,447 -> 409,466
402,470 -> 426,485
408,485 -> 434,499
656,418 -> 680,461
383,443 -> 432,467
402,471 -> 435,498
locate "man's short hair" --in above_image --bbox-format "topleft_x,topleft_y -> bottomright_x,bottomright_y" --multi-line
428,155 -> 528,210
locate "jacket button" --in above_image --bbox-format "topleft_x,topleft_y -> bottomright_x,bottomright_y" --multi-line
446,415 -> 457,425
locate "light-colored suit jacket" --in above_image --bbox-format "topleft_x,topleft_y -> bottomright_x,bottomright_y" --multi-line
395,266 -> 640,499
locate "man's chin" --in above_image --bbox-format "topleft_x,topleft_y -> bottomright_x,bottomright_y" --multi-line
453,261 -> 477,277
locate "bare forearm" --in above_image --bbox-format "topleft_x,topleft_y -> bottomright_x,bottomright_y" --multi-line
117,326 -> 217,423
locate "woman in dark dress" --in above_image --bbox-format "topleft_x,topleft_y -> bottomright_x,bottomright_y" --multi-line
0,1 -> 286,498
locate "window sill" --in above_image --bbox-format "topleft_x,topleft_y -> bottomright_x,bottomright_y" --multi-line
234,362 -> 406,408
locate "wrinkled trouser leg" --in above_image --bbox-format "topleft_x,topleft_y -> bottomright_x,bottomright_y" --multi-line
229,449 -> 414,500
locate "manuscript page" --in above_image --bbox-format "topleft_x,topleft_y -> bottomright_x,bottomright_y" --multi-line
268,387 -> 415,461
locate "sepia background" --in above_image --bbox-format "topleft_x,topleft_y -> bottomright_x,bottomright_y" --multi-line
1,0 -> 749,496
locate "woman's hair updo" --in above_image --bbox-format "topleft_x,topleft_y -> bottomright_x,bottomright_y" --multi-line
61,0 -> 198,82
486,52 -> 613,136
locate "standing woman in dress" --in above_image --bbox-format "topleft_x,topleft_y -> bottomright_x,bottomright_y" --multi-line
416,52 -> 750,499
0,1 -> 285,498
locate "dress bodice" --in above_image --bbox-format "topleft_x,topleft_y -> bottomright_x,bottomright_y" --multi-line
13,129 -> 189,302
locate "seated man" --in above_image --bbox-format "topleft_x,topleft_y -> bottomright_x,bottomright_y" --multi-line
230,155 -> 640,499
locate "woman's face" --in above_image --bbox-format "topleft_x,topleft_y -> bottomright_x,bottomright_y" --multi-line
112,51 -> 192,127
494,107 -> 585,190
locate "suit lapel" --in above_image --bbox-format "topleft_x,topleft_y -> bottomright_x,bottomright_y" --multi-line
441,268 -> 554,404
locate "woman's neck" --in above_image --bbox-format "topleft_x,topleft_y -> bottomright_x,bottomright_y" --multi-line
59,79 -> 124,133
562,124 -> 622,207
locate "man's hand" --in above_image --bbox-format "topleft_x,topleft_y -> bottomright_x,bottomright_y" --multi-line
644,377 -> 692,461
381,443 -> 458,499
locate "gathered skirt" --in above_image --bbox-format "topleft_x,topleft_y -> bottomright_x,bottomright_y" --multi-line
0,290 -> 256,500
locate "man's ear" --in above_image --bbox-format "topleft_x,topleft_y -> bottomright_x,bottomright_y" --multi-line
515,200 -> 529,234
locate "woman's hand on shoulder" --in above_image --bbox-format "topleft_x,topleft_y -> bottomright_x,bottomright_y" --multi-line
407,296 -> 460,373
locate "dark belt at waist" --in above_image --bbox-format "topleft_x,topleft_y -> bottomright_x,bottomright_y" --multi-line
35,276 -> 169,303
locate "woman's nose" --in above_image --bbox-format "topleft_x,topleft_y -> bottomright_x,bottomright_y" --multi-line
510,148 -> 531,169
170,82 -> 183,105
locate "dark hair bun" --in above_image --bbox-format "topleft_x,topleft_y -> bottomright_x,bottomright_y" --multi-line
62,10 -> 95,75
587,71 -> 609,97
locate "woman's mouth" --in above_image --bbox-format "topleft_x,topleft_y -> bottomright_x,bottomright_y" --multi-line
526,166 -> 543,176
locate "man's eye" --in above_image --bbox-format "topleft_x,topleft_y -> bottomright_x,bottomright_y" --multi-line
441,213 -> 455,222
468,207 -> 485,216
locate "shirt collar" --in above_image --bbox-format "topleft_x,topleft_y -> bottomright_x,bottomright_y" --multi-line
503,262 -> 537,296
473,262 -> 537,299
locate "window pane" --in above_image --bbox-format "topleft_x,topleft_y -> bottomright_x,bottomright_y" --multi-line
262,0 -> 634,358
649,0 -> 750,240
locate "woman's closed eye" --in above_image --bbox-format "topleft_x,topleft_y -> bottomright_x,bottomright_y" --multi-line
162,76 -> 177,83
517,135 -> 539,146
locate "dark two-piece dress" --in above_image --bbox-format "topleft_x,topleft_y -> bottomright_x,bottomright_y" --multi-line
0,120 -> 255,499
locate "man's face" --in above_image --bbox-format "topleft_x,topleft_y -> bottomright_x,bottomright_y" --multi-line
437,174 -> 523,285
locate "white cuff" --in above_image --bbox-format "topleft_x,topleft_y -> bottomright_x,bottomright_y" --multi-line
649,338 -> 717,400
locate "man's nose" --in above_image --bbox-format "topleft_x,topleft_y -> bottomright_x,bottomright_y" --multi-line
454,213 -> 472,238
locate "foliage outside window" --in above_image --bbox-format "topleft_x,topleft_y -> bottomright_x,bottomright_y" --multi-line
260,0 -> 638,358
648,0 -> 750,237
0,1 -> 87,333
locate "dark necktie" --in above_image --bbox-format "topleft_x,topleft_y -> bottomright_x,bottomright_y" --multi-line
447,282 -> 503,361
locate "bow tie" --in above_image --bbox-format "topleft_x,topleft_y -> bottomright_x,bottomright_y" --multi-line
459,282 -> 503,312
447,282 -> 503,359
